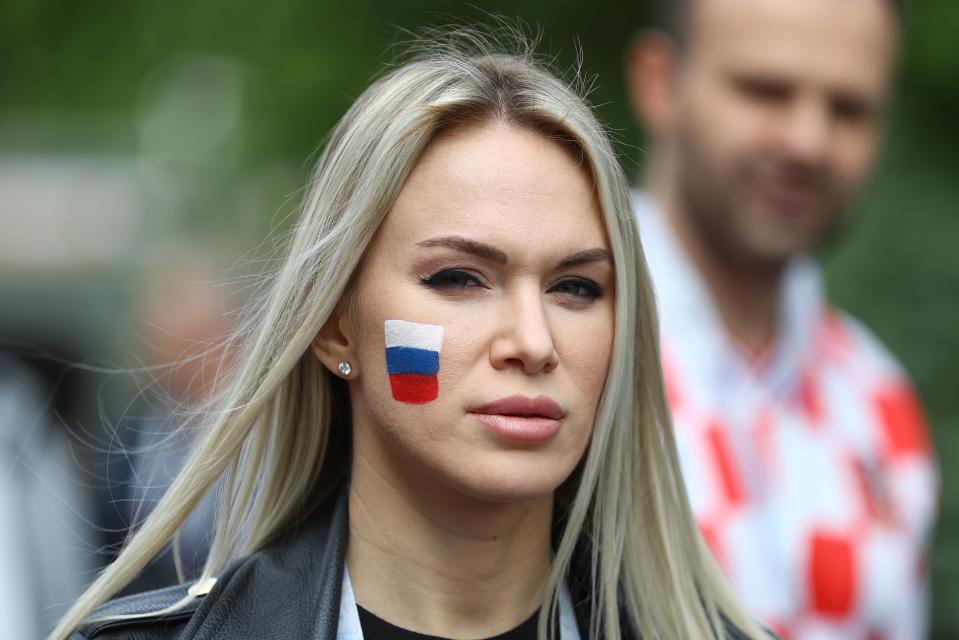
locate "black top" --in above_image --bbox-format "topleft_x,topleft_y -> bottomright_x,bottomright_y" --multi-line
357,605 -> 539,640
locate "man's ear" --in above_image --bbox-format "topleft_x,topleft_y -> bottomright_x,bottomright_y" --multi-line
311,306 -> 359,379
625,30 -> 680,139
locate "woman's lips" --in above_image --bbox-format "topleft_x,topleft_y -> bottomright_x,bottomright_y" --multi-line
469,395 -> 565,442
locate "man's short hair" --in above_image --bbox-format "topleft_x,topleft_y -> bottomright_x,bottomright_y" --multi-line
655,0 -> 903,49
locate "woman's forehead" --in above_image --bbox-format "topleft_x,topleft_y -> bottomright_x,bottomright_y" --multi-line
381,122 -> 608,254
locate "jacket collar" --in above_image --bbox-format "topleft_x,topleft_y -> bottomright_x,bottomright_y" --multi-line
183,485 -> 349,640
185,484 -> 601,640
80,482 -> 747,638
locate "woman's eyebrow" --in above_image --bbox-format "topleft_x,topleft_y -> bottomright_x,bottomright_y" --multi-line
415,236 -> 611,269
556,248 -> 612,269
416,236 -> 508,264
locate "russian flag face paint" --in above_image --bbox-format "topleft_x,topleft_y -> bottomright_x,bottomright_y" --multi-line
384,320 -> 444,404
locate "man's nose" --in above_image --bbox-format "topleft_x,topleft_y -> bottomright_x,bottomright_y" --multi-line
489,286 -> 559,375
779,96 -> 832,166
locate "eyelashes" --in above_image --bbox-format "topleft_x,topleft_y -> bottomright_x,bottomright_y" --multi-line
420,268 -> 605,302
549,278 -> 604,300
420,269 -> 483,290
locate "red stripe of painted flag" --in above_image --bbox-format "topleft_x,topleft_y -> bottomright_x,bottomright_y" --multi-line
389,374 -> 438,404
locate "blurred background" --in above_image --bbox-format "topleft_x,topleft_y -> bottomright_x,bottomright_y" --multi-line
1,0 -> 956,637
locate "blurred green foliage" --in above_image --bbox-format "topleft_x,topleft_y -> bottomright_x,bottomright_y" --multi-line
0,0 -> 649,162
2,0 -> 957,635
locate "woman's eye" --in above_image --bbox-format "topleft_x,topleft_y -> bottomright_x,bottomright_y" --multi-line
421,269 -> 483,290
549,278 -> 604,301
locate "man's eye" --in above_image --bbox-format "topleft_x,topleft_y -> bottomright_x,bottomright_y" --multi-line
549,278 -> 604,300
831,95 -> 872,123
421,269 -> 483,290
735,76 -> 791,104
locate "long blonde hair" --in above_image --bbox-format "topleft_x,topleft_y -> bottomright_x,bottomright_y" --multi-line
54,26 -> 767,640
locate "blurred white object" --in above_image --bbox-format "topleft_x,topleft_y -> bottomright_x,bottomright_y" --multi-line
0,357 -> 98,638
0,154 -> 144,270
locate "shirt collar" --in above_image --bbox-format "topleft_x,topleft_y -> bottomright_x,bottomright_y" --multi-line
632,190 -> 826,400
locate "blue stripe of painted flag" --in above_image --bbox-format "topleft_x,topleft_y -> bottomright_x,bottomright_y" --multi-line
385,346 -> 440,375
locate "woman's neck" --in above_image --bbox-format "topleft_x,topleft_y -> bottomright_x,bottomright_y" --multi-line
347,445 -> 554,639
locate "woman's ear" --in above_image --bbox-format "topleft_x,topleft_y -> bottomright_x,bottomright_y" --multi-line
311,306 -> 359,379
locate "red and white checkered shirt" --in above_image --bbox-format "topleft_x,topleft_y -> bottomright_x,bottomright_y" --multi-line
635,194 -> 938,640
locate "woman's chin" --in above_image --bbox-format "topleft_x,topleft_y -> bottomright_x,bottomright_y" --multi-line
436,450 -> 580,504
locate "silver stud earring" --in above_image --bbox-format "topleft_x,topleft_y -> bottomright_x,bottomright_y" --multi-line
337,361 -> 352,376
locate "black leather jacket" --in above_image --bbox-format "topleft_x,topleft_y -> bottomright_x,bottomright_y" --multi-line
71,484 -> 759,639
72,484 -> 349,640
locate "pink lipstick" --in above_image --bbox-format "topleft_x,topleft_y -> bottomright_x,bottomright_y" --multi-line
469,395 -> 565,442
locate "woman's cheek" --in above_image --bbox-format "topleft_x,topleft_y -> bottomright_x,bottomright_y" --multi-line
564,321 -> 613,405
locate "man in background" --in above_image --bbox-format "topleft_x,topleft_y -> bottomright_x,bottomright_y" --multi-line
626,0 -> 937,637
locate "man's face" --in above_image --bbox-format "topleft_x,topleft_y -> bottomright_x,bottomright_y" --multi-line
671,0 -> 897,267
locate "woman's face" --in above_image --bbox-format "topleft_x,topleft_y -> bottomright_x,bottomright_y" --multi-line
343,122 -> 614,502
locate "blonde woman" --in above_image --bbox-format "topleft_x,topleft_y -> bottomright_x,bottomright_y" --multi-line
55,31 -> 772,640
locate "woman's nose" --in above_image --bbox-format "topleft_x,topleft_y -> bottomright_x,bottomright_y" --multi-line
488,286 -> 559,375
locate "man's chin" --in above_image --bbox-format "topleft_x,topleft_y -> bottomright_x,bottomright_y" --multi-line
738,204 -> 835,260
736,231 -> 814,266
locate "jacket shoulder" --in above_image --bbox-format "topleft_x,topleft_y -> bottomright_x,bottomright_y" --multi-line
70,484 -> 348,639
70,582 -> 201,639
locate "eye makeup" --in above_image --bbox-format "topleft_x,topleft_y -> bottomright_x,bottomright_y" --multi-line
384,319 -> 444,404
413,240 -> 611,300
547,277 -> 605,300
421,268 -> 605,305
420,268 -> 485,291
